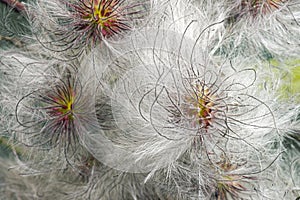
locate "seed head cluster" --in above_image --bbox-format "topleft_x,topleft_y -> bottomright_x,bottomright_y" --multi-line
0,0 -> 299,199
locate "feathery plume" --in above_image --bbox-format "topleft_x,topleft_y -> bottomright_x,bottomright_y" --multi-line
0,50 -> 100,168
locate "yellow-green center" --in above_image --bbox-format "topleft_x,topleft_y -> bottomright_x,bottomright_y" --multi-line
54,90 -> 75,120
184,84 -> 214,128
83,0 -> 118,31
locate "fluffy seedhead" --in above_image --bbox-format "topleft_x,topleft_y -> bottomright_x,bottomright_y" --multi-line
15,67 -> 97,165
30,0 -> 149,55
94,28 -> 283,178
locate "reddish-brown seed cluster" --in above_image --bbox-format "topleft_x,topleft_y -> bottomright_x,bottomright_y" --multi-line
43,77 -> 77,131
184,83 -> 215,129
168,82 -> 215,130
70,0 -> 132,43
